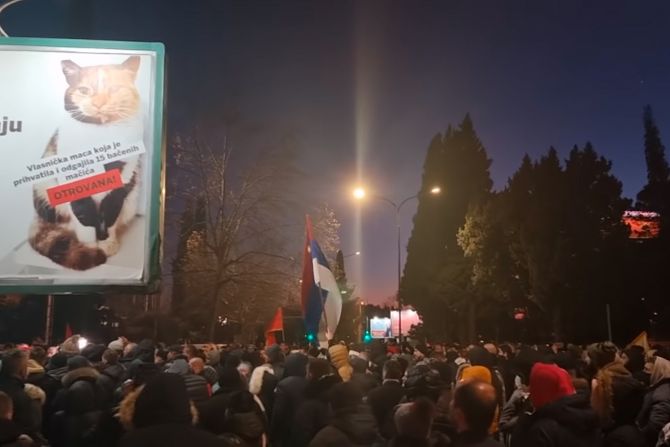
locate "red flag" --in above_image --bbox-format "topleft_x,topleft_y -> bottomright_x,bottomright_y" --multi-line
65,324 -> 73,340
265,307 -> 284,346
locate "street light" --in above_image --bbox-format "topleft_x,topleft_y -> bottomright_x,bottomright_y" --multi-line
353,185 -> 441,341
343,251 -> 361,258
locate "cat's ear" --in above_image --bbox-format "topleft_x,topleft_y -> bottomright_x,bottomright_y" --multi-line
121,56 -> 141,77
61,60 -> 81,86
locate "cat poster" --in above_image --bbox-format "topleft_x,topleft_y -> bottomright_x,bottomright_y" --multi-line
0,38 -> 165,293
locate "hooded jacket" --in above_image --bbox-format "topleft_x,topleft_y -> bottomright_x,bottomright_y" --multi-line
308,404 -> 378,447
637,356 -> 670,445
291,374 -> 343,447
119,373 -> 226,447
271,353 -> 309,446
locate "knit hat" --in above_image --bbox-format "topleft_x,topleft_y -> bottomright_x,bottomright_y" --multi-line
530,363 -> 575,409
108,339 -> 124,353
460,365 -> 492,384
329,344 -> 353,382
60,335 -> 81,355
67,355 -> 92,371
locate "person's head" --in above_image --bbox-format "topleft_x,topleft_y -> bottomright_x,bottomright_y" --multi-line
394,397 -> 436,440
183,344 -> 199,360
67,355 -> 92,371
587,342 -> 619,370
123,342 -> 138,358
280,342 -> 290,355
451,380 -> 498,435
483,343 -> 498,357
30,346 -> 47,366
0,392 -> 12,421
133,373 -> 195,428
108,338 -> 124,355
383,359 -> 403,381
237,361 -> 252,381
284,353 -> 309,378
529,363 -> 575,409
189,357 -> 205,375
460,365 -> 492,384
0,350 -> 28,381
102,348 -> 119,366
308,358 -> 332,381
155,349 -> 167,365
167,345 -> 182,361
265,344 -> 284,365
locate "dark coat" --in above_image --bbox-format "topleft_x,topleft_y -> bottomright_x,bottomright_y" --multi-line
97,363 -> 126,408
350,372 -> 380,396
218,411 -> 266,447
511,394 -> 601,447
453,432 -> 502,447
165,359 -> 210,404
367,380 -> 405,439
271,375 -> 308,445
290,374 -> 342,447
0,418 -> 31,447
308,404 -> 378,447
637,378 -> 670,446
120,373 -> 226,447
49,367 -> 104,447
199,383 -> 247,435
0,376 -> 37,439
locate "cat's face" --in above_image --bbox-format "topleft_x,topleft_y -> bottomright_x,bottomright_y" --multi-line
61,56 -> 141,124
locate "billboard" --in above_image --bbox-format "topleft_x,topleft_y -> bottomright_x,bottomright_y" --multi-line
0,38 -> 165,293
623,210 -> 661,239
390,308 -> 422,337
369,317 -> 392,339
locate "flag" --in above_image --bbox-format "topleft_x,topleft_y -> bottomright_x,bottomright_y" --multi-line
65,324 -> 73,340
300,215 -> 342,340
265,307 -> 284,346
628,331 -> 650,352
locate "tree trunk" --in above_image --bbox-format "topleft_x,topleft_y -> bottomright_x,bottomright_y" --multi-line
467,300 -> 477,343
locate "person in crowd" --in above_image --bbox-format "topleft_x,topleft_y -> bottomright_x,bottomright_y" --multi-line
249,352 -> 280,415
217,390 -> 267,447
0,391 -> 36,447
329,344 -> 353,382
389,397 -> 450,447
637,354 -> 670,446
49,355 -> 104,447
368,359 -> 406,441
349,357 -> 379,395
59,336 -> 81,357
450,380 -> 501,447
119,373 -> 226,447
459,366 -> 499,436
308,381 -> 377,447
199,365 -> 247,434
189,357 -> 218,391
165,357 -> 210,404
25,349 -> 46,390
290,358 -> 342,447
97,349 -> 126,406
106,338 -> 125,356
265,344 -> 286,380
588,342 -> 645,446
512,362 -> 600,447
623,346 -> 650,386
271,352 -> 310,447
183,344 -> 201,361
0,350 -> 39,442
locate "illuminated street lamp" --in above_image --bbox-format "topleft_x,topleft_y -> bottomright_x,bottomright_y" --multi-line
352,185 -> 441,341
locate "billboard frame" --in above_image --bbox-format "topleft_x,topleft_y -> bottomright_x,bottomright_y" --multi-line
0,37 -> 166,295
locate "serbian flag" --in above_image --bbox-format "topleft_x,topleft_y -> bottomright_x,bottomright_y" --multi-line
301,215 -> 342,340
265,307 -> 284,346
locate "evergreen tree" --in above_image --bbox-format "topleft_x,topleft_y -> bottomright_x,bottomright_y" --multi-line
402,114 -> 492,341
637,105 -> 670,216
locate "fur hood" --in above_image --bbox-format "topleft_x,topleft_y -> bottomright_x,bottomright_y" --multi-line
24,383 -> 46,405
62,366 -> 100,388
249,364 -> 274,396
118,384 -> 199,431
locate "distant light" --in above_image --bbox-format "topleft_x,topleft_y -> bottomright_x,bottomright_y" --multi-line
430,186 -> 441,195
355,251 -> 361,256
341,290 -> 348,294
353,187 -> 366,200
77,337 -> 88,350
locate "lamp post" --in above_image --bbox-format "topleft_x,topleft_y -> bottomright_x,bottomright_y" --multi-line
353,185 -> 441,341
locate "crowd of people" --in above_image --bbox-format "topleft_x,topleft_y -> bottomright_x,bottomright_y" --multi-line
0,335 -> 669,447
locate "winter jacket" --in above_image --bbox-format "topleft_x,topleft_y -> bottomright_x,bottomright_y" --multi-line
0,377 -> 38,440
97,363 -> 126,407
290,374 -> 343,447
271,376 -> 308,445
637,379 -> 670,446
218,410 -> 266,447
511,394 -> 601,447
367,380 -> 405,440
249,365 -> 278,415
199,384 -> 247,434
49,367 -> 104,447
308,404 -> 379,447
0,418 -> 38,447
119,373 -> 226,447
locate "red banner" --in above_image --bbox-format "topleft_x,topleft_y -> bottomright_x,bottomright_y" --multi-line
47,170 -> 123,206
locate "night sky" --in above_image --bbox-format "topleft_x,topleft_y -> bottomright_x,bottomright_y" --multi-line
6,0 -> 670,304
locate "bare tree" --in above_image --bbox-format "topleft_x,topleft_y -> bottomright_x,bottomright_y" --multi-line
172,129 -> 299,341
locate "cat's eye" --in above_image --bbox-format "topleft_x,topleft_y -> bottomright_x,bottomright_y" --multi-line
77,86 -> 92,95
